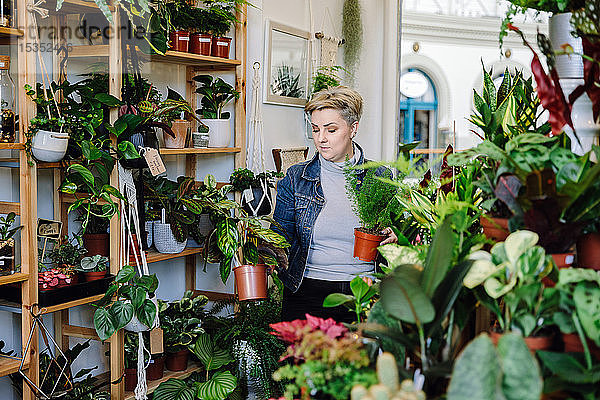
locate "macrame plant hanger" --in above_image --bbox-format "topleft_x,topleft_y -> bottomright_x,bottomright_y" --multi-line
315,7 -> 344,68
118,165 -> 156,400
19,305 -> 72,399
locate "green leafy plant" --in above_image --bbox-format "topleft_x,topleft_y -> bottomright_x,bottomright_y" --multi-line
229,168 -> 282,192
194,75 -> 240,119
93,265 -> 159,341
158,291 -> 208,353
49,236 -> 87,267
77,255 -> 108,273
312,66 -> 346,93
0,212 -> 21,241
345,165 -> 396,234
323,276 -> 377,323
463,230 -> 557,337
270,64 -> 303,98
447,333 -> 543,400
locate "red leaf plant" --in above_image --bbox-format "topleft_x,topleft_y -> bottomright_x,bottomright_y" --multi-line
508,23 -> 575,136
270,314 -> 348,345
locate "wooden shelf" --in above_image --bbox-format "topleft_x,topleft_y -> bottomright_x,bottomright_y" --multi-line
159,147 -> 241,155
67,45 -> 241,68
124,363 -> 203,400
41,294 -> 105,314
0,143 -> 24,150
0,27 -> 23,38
146,247 -> 203,264
0,358 -> 25,377
0,201 -> 20,215
0,273 -> 28,286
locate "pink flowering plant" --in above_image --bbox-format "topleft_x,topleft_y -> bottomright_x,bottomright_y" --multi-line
270,314 -> 377,400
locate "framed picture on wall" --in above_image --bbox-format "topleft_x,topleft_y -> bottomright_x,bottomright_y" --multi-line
264,20 -> 311,107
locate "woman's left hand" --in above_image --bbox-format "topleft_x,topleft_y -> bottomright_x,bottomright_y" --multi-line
379,227 -> 398,245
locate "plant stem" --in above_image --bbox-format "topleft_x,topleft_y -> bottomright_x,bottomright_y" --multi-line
572,313 -> 592,370
417,323 -> 428,371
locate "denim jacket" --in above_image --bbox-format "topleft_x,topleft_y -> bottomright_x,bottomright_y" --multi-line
272,142 -> 390,292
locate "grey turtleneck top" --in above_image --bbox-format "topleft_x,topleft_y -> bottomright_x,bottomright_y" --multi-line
304,147 -> 374,281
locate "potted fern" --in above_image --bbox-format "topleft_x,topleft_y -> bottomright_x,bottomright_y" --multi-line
345,166 -> 396,262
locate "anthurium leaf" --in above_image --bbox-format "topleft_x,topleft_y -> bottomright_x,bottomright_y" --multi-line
195,371 -> 237,400
137,298 -> 158,329
497,332 -> 543,400
110,301 -> 134,331
154,378 -> 195,400
115,265 -> 136,283
447,334 -> 500,400
350,276 -> 369,301
323,293 -> 355,308
381,264 -> 435,324
94,307 -> 117,341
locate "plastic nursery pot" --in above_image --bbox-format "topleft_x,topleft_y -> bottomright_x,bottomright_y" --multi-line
233,264 -> 267,301
480,215 -> 509,243
124,368 -> 137,392
190,33 -> 212,55
551,253 -> 575,269
82,233 -> 109,257
576,233 -> 600,270
31,130 -> 69,162
146,354 -> 166,381
562,333 -> 600,359
83,270 -> 107,282
353,228 -> 384,262
163,119 -> 190,149
0,238 -> 15,276
490,331 -> 554,354
165,349 -> 189,372
169,30 -> 190,52
211,36 -> 232,58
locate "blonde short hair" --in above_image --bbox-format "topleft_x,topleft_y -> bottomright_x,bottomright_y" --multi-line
304,86 -> 363,126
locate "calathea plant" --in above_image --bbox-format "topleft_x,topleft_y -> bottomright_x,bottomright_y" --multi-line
93,265 -> 159,341
158,291 -> 208,353
194,74 -> 240,119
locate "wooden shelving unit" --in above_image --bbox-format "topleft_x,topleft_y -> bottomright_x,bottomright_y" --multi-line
124,363 -> 203,400
0,0 -> 246,397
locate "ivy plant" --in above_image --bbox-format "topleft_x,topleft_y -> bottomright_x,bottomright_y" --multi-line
93,265 -> 159,341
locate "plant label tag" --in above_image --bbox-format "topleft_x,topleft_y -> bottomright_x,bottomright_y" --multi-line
243,188 -> 254,202
143,148 -> 166,176
150,327 -> 164,354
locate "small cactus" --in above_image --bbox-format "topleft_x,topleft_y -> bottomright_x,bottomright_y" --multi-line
352,353 -> 426,400
377,352 -> 399,393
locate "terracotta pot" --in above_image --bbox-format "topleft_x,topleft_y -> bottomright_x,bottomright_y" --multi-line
490,331 -> 553,354
480,215 -> 509,242
211,36 -> 232,58
190,33 -> 212,55
128,234 -> 147,265
166,349 -> 189,371
83,270 -> 107,282
353,228 -> 384,262
163,119 -> 190,149
234,264 -> 267,301
124,368 -> 137,392
576,232 -> 600,270
169,30 -> 190,52
83,233 -> 109,257
562,332 -> 600,359
551,253 -> 575,269
146,355 -> 166,381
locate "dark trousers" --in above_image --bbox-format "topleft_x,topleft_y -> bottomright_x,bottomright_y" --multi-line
282,277 -> 355,324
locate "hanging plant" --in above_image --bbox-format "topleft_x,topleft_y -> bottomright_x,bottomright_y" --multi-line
342,0 -> 363,81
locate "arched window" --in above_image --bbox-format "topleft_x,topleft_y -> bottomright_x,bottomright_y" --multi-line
399,69 -> 446,164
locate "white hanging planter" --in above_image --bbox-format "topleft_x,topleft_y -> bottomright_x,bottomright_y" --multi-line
201,118 -> 231,147
549,13 -> 583,79
124,296 -> 159,332
31,130 -> 69,162
153,222 -> 187,254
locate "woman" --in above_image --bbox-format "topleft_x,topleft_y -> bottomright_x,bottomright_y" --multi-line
272,86 -> 397,323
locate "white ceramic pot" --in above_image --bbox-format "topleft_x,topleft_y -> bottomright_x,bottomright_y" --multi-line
153,222 -> 187,254
31,130 -> 69,162
549,13 -> 583,79
201,118 -> 231,147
